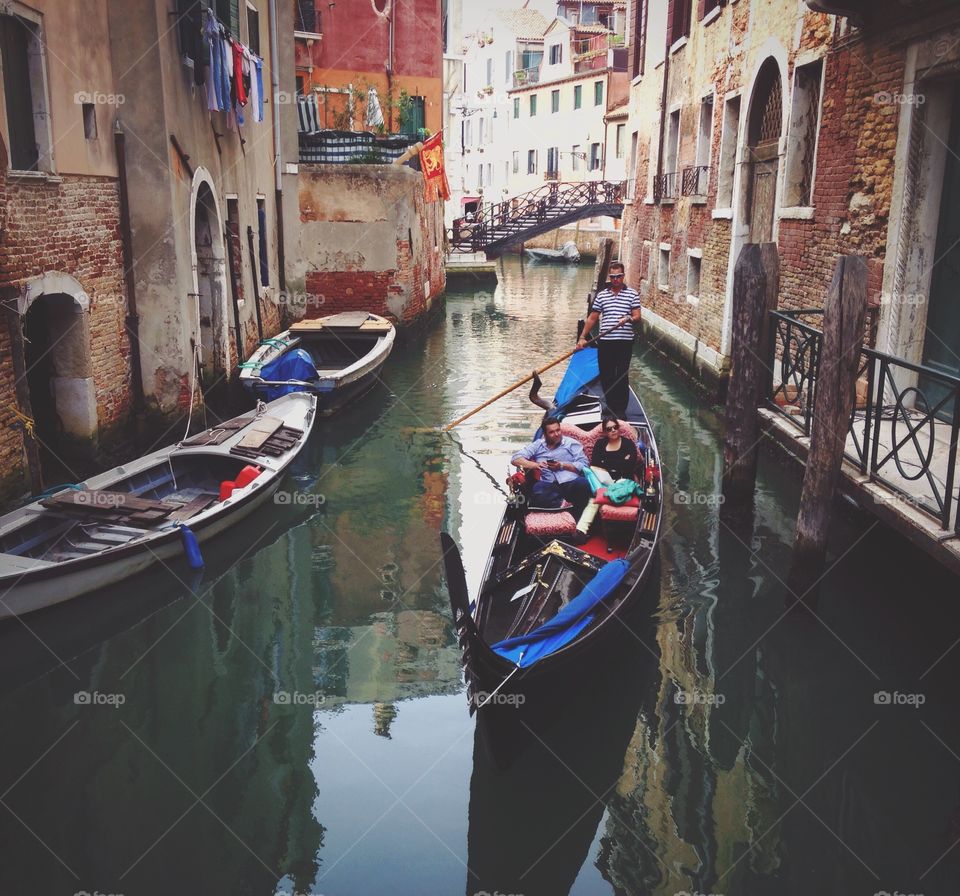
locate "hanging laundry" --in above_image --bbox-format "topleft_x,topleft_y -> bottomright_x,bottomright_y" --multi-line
232,40 -> 248,106
204,10 -> 224,111
254,56 -> 265,123
242,45 -> 257,122
221,28 -> 234,125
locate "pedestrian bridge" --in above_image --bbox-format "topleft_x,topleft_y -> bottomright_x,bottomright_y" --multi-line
449,180 -> 626,259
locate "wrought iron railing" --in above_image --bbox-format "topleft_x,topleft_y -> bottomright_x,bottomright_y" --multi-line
513,67 -> 541,88
681,165 -> 710,197
768,309 -> 960,533
653,171 -> 677,202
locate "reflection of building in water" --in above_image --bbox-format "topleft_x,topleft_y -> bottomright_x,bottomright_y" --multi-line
373,702 -> 398,738
314,609 -> 461,712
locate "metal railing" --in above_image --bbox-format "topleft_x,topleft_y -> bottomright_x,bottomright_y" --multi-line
653,171 -> 677,202
682,165 -> 710,197
512,67 -> 541,88
768,309 -> 960,533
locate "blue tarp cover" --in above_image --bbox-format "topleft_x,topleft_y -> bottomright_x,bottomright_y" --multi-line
491,557 -> 629,668
259,348 -> 318,400
554,347 -> 600,411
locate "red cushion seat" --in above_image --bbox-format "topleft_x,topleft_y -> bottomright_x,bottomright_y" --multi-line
594,486 -> 641,508
599,503 -> 639,522
524,511 -> 578,537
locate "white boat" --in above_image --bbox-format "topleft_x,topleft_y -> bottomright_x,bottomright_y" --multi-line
523,241 -> 582,263
239,311 -> 396,416
0,392 -> 316,620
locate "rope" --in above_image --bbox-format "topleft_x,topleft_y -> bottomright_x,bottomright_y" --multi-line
10,408 -> 36,439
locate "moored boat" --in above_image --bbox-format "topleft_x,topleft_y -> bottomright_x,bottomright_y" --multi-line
0,391 -> 316,620
442,347 -> 662,760
239,310 -> 395,416
523,241 -> 582,263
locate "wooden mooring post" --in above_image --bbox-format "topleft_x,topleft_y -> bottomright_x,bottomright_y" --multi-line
721,243 -> 779,504
788,255 -> 869,600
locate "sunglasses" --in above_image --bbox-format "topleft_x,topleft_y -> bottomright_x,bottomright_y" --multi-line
610,274 -> 624,280
604,425 -> 619,432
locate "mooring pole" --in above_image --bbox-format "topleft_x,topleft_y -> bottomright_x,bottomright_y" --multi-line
721,243 -> 780,504
788,255 -> 868,600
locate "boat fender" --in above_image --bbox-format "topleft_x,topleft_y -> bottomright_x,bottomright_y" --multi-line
178,524 -> 204,569
219,481 -> 235,501
234,465 -> 262,489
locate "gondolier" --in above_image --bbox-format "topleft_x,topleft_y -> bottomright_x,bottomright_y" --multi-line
575,262 -> 641,417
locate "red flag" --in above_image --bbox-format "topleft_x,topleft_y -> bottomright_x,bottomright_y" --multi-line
419,133 -> 450,203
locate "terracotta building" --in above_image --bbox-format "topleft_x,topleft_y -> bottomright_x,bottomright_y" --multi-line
294,0 -> 444,135
620,0 -> 960,394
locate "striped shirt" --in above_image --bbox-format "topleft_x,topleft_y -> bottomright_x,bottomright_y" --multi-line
592,286 -> 641,341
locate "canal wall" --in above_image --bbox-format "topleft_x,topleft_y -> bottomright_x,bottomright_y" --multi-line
295,165 -> 446,327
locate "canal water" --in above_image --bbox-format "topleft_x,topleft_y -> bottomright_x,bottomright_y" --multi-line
1,257 -> 959,896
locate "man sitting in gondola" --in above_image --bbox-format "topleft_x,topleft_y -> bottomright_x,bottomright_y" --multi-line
511,417 -> 592,518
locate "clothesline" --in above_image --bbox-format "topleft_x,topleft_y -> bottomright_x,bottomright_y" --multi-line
200,7 -> 264,125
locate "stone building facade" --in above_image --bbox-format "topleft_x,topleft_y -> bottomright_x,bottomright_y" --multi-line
620,0 -> 960,393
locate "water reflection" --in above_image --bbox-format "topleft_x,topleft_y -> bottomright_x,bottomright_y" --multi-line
1,257 -> 959,894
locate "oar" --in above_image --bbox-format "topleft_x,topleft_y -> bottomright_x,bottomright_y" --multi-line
442,317 -> 632,432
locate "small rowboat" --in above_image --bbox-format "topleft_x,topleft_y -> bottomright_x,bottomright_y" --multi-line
0,391 -> 316,620
523,241 -> 581,263
239,310 -> 395,416
442,348 -> 662,761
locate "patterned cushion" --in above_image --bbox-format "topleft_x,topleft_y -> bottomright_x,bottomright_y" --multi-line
600,503 -> 639,522
524,511 -> 578,537
560,422 -> 593,449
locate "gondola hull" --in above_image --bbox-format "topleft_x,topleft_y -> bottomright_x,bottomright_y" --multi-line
442,367 -> 663,764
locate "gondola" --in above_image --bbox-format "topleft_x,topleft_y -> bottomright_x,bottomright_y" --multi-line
239,310 -> 395,416
523,241 -> 581,263
442,347 -> 662,761
0,391 -> 316,620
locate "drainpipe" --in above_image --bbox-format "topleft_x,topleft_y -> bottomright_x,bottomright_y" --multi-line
387,4 -> 395,132
268,0 -> 286,293
114,122 -> 147,421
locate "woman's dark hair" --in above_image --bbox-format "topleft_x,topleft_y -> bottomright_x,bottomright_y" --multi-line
601,413 -> 619,432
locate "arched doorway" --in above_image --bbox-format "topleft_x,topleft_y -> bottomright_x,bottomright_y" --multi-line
192,180 -> 228,393
22,290 -> 96,479
745,59 -> 783,243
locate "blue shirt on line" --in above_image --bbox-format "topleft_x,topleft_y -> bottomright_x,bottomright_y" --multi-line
511,436 -> 589,484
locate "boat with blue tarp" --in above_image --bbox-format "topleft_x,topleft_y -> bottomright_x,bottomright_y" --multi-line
442,347 -> 662,763
238,310 -> 395,416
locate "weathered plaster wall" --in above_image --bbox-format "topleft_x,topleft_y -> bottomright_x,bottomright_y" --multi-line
298,165 -> 446,324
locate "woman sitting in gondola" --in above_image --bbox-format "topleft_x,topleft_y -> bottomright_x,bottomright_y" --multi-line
573,414 -> 642,543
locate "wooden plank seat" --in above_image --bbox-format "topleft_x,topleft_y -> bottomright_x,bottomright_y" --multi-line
230,425 -> 303,460
181,414 -> 255,447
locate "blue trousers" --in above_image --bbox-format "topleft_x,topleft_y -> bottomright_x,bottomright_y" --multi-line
531,477 -> 592,518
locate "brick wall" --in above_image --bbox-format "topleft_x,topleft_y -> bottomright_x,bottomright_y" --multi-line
0,161 -> 133,496
622,1 -> 908,379
297,164 -> 446,326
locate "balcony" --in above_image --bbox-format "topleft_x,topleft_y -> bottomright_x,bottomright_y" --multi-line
512,67 -> 541,88
653,171 -> 677,203
572,34 -> 627,74
681,165 -> 710,198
